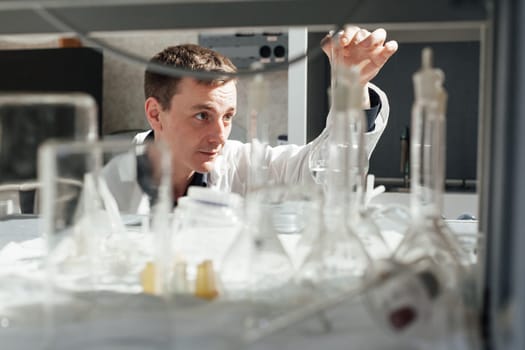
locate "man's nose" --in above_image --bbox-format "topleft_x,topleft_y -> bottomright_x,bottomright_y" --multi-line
208,119 -> 226,144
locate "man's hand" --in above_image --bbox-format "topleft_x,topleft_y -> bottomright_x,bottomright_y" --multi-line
322,26 -> 398,86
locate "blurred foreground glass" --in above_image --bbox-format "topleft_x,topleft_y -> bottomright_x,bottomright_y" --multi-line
38,139 -> 174,350
220,185 -> 299,301
298,56 -> 371,299
339,65 -> 390,261
220,184 -> 324,343
169,186 -> 243,299
0,93 -> 96,218
363,48 -> 478,350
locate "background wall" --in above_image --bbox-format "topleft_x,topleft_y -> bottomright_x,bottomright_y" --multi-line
307,24 -> 483,193
0,29 -> 290,144
97,30 -> 289,144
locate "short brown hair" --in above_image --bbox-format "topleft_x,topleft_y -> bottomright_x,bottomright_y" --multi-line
144,44 -> 237,110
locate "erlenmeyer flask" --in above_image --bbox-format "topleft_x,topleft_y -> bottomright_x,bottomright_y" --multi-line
396,47 -> 470,270
308,129 -> 330,186
369,203 -> 411,251
308,31 -> 343,188
296,203 -> 370,296
221,68 -> 308,342
364,48 -> 474,345
342,66 -> 390,261
220,66 -> 295,299
296,56 -> 371,298
246,65 -> 270,191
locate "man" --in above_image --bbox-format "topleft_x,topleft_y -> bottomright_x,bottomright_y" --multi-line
104,27 -> 398,212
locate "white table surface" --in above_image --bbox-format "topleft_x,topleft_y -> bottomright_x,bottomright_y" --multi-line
0,216 -> 479,350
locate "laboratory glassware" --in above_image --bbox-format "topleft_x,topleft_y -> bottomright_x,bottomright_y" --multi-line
39,138 -> 174,349
221,68 -> 305,337
0,93 -> 97,218
39,139 -> 173,292
230,68 -> 296,300
364,48 -> 475,347
170,186 -> 243,298
227,67 -> 295,300
296,58 -> 371,298
221,183 -> 320,343
246,63 -> 270,191
308,31 -> 342,187
342,65 -> 390,261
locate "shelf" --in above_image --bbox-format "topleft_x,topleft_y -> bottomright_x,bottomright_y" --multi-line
0,0 -> 487,35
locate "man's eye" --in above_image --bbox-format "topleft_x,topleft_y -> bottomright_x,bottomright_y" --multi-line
223,114 -> 234,123
195,112 -> 208,121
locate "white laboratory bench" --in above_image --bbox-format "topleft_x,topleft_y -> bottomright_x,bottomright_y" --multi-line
0,215 -> 480,350
370,191 -> 479,220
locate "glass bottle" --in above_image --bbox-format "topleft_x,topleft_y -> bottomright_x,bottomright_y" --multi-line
170,186 -> 243,297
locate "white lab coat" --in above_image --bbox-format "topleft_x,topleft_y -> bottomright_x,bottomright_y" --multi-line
102,83 -> 389,214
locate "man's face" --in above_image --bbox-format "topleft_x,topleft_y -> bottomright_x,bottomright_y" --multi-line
154,77 -> 237,175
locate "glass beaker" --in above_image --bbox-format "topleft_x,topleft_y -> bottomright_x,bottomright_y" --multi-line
39,139 -> 174,350
0,93 -> 97,349
0,93 -> 96,218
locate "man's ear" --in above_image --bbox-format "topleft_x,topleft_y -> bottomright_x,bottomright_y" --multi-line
145,97 -> 163,132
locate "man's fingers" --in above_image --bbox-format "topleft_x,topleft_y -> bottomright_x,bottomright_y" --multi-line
341,26 -> 362,45
357,28 -> 387,49
359,42 -> 399,82
321,26 -> 398,84
321,26 -> 361,59
384,40 -> 399,53
353,28 -> 370,45
371,40 -> 398,65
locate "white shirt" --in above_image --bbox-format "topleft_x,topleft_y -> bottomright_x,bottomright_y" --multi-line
102,83 -> 389,213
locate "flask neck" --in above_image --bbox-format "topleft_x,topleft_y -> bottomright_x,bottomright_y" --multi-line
410,102 -> 445,219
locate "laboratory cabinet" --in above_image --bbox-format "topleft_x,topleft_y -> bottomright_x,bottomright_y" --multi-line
0,47 -> 103,133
